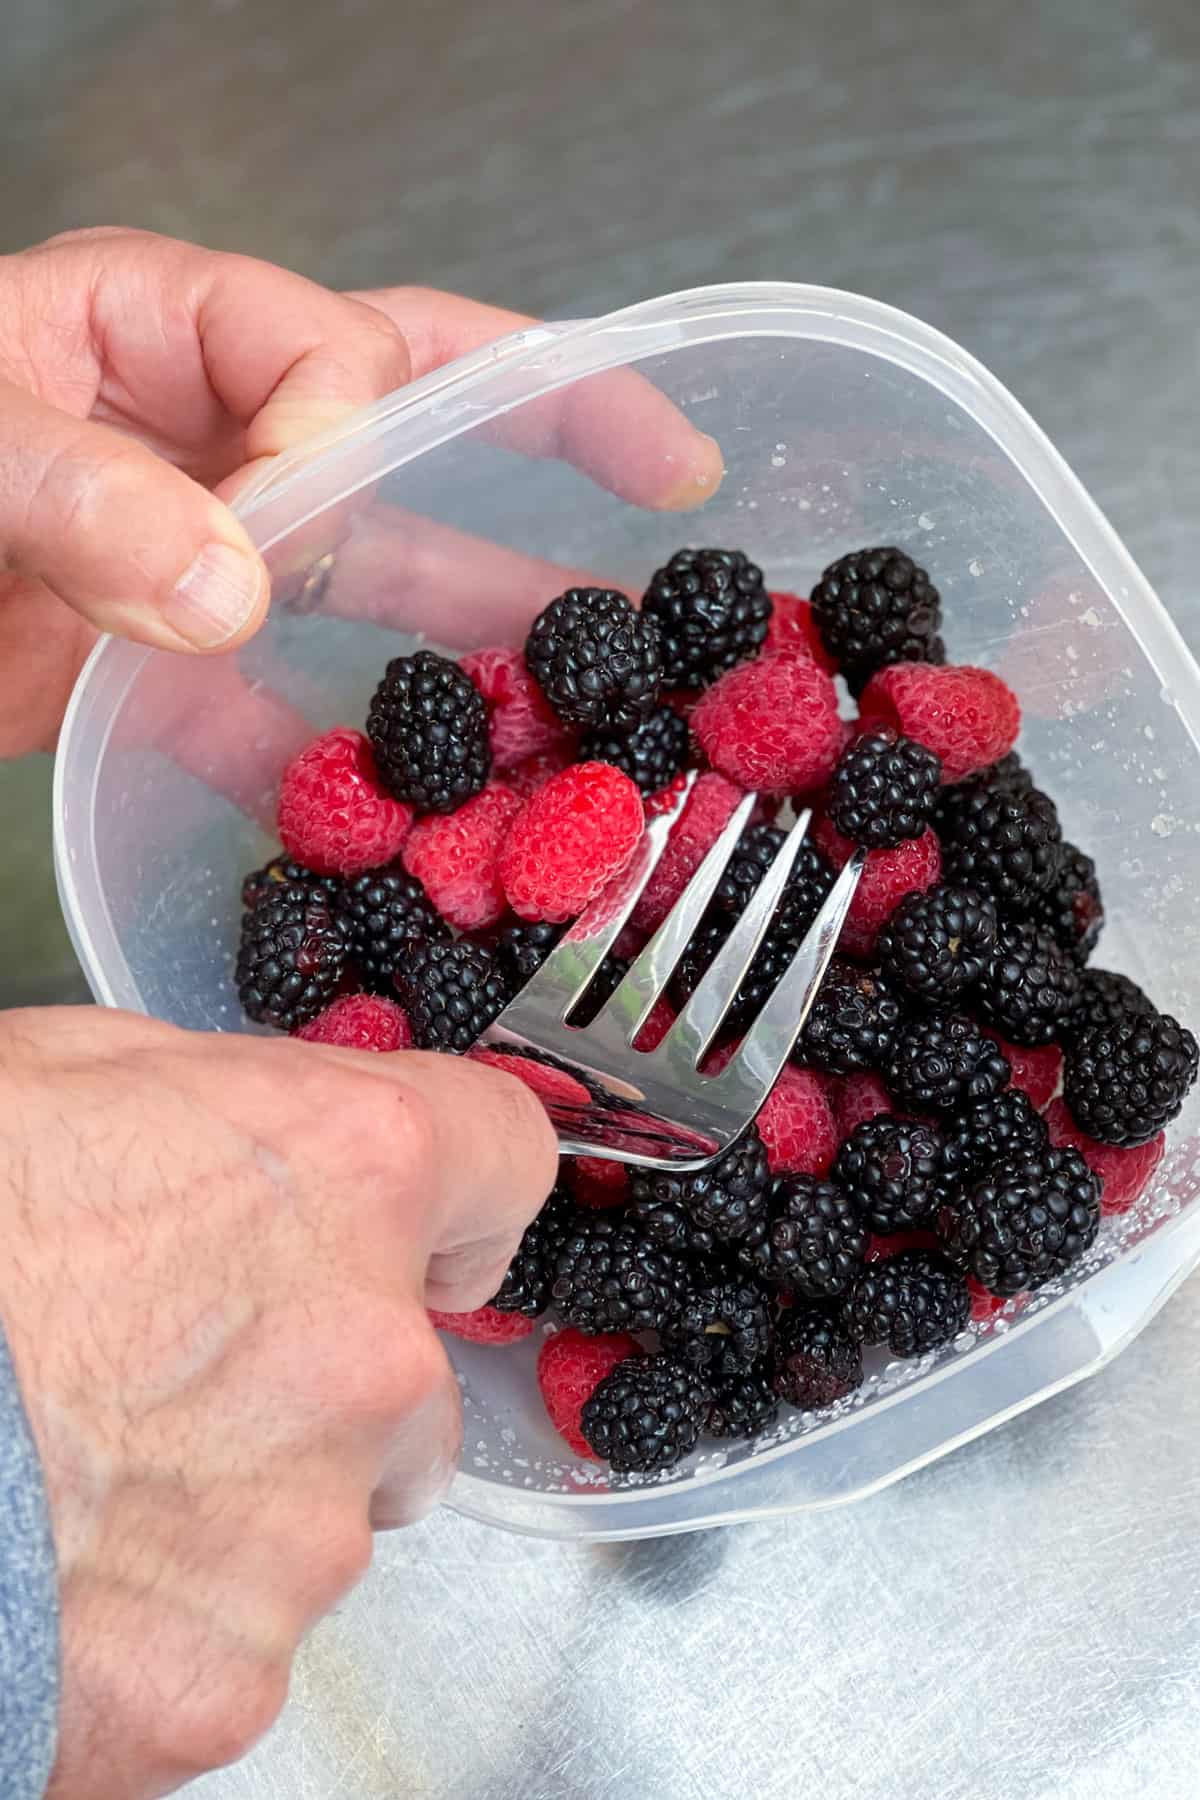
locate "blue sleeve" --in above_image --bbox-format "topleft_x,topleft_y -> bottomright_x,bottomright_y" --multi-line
0,1323 -> 59,1798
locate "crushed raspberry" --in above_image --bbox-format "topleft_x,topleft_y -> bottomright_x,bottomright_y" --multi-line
296,993 -> 412,1051
983,1033 -> 1062,1112
571,1158 -> 631,1208
967,1277 -> 1016,1321
766,591 -> 838,672
815,816 -> 942,957
631,771 -> 744,933
859,663 -> 1020,783
865,1229 -> 941,1262
1045,1098 -> 1166,1216
277,727 -> 412,876
691,650 -> 843,793
537,1327 -> 640,1458
499,762 -> 645,923
402,781 -> 522,931
460,646 -> 573,768
429,1304 -> 536,1345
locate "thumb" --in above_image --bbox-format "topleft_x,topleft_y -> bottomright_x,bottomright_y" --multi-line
0,377 -> 268,651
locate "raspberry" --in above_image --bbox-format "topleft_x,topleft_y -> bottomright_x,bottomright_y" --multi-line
831,1071 -> 897,1137
982,1033 -> 1062,1112
458,646 -> 571,768
469,1047 -> 592,1110
525,587 -> 663,732
366,649 -> 492,812
393,939 -> 510,1053
1044,1097 -> 1166,1216
834,1117 -> 949,1233
772,1306 -> 863,1408
877,885 -> 998,1007
967,1277 -> 1013,1321
705,1367 -> 780,1438
884,1013 -> 1011,1114
1035,841 -> 1104,962
569,1157 -> 631,1209
549,1209 -> 691,1334
277,727 -> 413,877
580,704 -> 691,796
429,1305 -> 536,1346
738,1174 -> 868,1298
580,1354 -> 709,1473
814,816 -> 942,958
936,1147 -> 1101,1295
499,762 -> 644,923
537,1328 -> 640,1458
765,591 -> 837,672
505,745 -> 576,800
798,959 -> 904,1075
640,546 -> 772,689
296,993 -> 412,1051
336,868 -> 449,993
936,779 -> 1063,915
1063,1010 -> 1198,1147
842,1250 -> 970,1354
810,545 -> 945,694
864,1228 -> 941,1261
236,878 -> 351,1030
757,1065 -> 840,1176
628,1127 -> 770,1247
630,771 -> 744,934
940,1089 -> 1049,1185
859,663 -> 1020,783
401,781 -> 522,931
691,651 -> 843,793
828,729 -> 942,849
660,1275 -> 773,1374
976,920 -> 1082,1046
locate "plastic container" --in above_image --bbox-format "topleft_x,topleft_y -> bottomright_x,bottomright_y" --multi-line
53,283 -> 1200,1540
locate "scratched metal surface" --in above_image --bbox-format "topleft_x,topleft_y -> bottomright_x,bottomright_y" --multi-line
4,0 -> 1200,1795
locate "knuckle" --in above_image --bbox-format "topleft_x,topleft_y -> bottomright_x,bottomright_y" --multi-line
344,1304 -> 449,1425
320,1518 -> 374,1598
167,1658 -> 289,1777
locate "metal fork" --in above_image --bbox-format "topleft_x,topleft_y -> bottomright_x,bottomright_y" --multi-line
479,773 -> 865,1171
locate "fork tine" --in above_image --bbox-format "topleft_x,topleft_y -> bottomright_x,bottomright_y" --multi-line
665,808 -> 814,1067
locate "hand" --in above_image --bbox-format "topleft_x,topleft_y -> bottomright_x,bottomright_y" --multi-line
0,1006 -> 557,1797
0,228 -> 722,757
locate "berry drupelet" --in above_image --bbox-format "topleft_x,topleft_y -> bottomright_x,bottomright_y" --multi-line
834,1116 -> 949,1233
236,877 -> 352,1031
936,1146 -> 1101,1295
525,587 -> 663,732
336,868 -> 449,992
366,649 -> 491,812
392,938 -> 510,1052
628,1128 -> 771,1247
240,856 -> 341,912
798,959 -> 904,1076
884,1014 -> 1012,1115
1063,1010 -> 1199,1147
640,546 -> 772,690
738,1175 -> 868,1299
549,1209 -> 692,1335
809,545 -> 945,694
660,1275 -> 774,1374
827,728 -> 942,849
876,885 -> 998,1008
489,1187 -> 574,1317
975,919 -> 1082,1046
580,1354 -> 710,1473
771,1306 -> 864,1408
704,1366 -> 780,1439
580,703 -> 690,796
842,1250 -> 971,1356
936,779 -> 1063,917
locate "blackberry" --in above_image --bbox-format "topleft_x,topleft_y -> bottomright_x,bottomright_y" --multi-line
366,649 -> 491,812
982,750 -> 1035,799
833,1117 -> 949,1233
705,1365 -> 780,1439
671,914 -> 801,1035
628,1128 -> 770,1247
660,1275 -> 774,1374
494,920 -> 564,987
580,1354 -> 709,1473
713,824 -> 835,938
936,780 -> 1063,917
525,587 -> 663,732
235,879 -> 351,1030
798,959 -> 904,1075
1063,1011 -> 1199,1147
1035,842 -> 1104,963
738,1175 -> 868,1298
940,1089 -> 1049,1186
336,868 -> 449,992
489,1187 -> 573,1317
640,546 -> 772,690
393,939 -> 510,1052
772,1306 -> 864,1408
842,1250 -> 971,1356
937,1147 -> 1101,1295
828,729 -> 942,849
549,1210 -> 691,1334
976,919 -> 1082,1046
877,885 -> 998,1008
809,545 -> 945,694
884,1014 -> 1012,1115
1065,967 -> 1156,1045
627,1194 -> 718,1259
580,704 -> 690,795
240,856 -> 341,912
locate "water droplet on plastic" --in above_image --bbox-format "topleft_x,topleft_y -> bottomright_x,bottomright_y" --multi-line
917,512 -> 935,530
770,453 -> 786,468
968,558 -> 984,577
1161,686 -> 1177,707
1144,724 -> 1155,741
1079,607 -> 1102,629
1151,814 -> 1177,836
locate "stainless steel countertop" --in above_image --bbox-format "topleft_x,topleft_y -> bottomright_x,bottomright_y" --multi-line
5,1 -> 1200,1794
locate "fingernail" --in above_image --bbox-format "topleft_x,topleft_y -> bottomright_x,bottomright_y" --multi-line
657,434 -> 726,511
165,542 -> 264,648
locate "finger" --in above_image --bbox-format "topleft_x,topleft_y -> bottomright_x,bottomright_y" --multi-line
350,285 -> 724,511
0,378 -> 269,652
369,1332 -> 462,1531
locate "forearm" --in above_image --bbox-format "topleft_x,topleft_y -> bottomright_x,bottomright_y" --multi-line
0,1322 -> 58,1799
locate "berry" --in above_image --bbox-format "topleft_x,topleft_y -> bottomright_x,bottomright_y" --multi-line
691,651 -> 843,794
842,1250 -> 970,1355
884,1014 -> 1011,1115
660,1275 -> 774,1374
1063,1011 -> 1199,1147
814,817 -> 942,959
983,751 -> 1036,798
832,1071 -> 898,1137
505,744 -> 576,800
631,772 -> 744,934
629,1128 -> 770,1246
493,919 -> 564,987
580,1354 -> 709,1473
1065,968 -> 1157,1044
393,938 -> 510,1053
499,762 -> 644,924
738,1175 -> 868,1298
525,587 -> 663,732
336,868 -> 449,993
877,885 -> 997,1007
458,646 -> 570,768
756,1065 -> 840,1175
469,1046 -> 591,1110
537,1328 -> 640,1458
940,1089 -> 1049,1184
860,663 -> 1020,783
714,825 -> 835,940
976,920 -> 1082,1046
1044,1097 -> 1166,1217
429,1305 -> 536,1346
366,649 -> 491,812
549,1210 -> 692,1334
705,1366 -> 780,1439
236,878 -> 351,1030
580,703 -> 690,795
240,856 -> 341,911
834,1116 -> 949,1233
640,546 -> 772,689
798,959 -> 903,1075
277,727 -> 414,877
1035,841 -> 1104,962
765,591 -> 837,672
864,1228 -> 941,1261
936,1146 -> 1101,1295
671,911 -> 806,1035
936,779 -> 1062,915
401,781 -> 522,931
772,1306 -> 863,1408
490,1187 -> 574,1317
296,993 -> 412,1051
809,545 -> 945,694
828,729 -> 942,849
982,1033 -> 1062,1112
628,1192 -> 718,1258
568,1157 -> 631,1209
